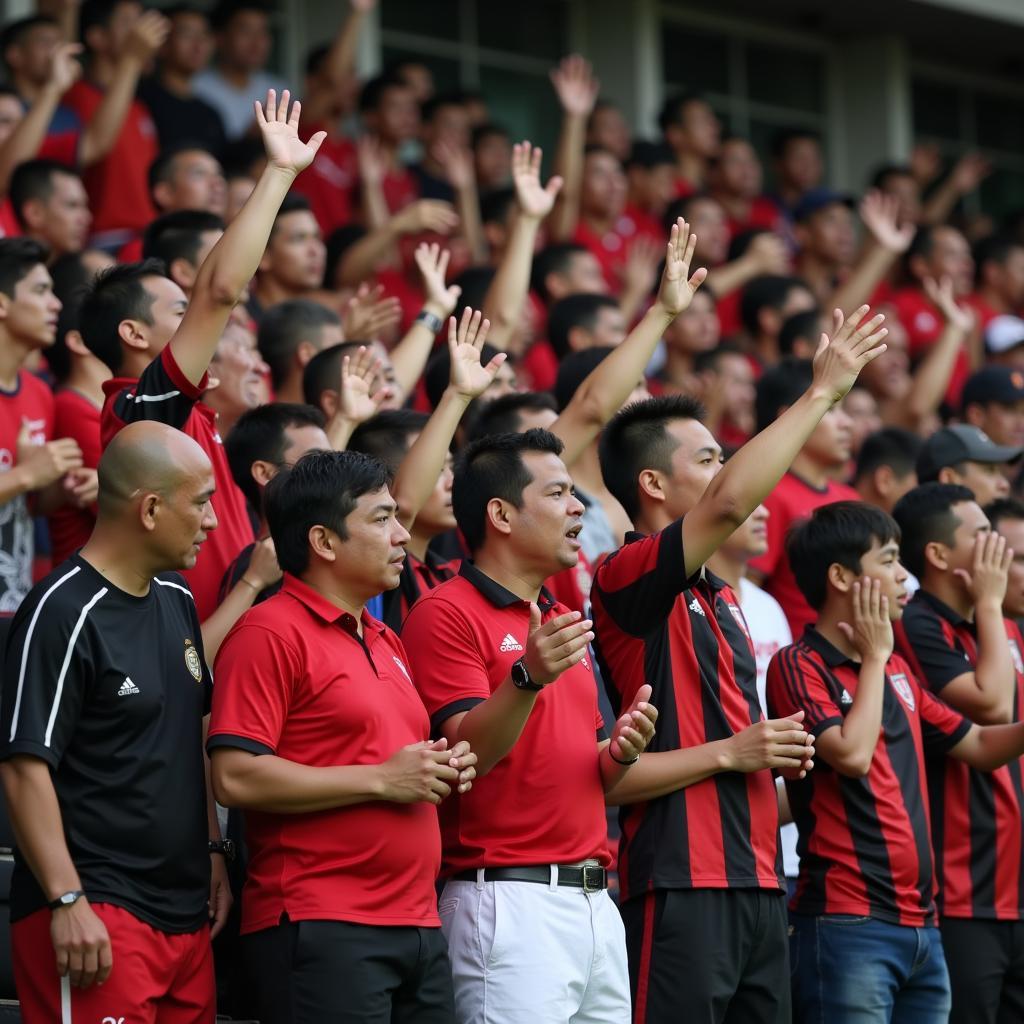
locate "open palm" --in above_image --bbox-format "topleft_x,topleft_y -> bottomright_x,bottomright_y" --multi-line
448,309 -> 506,399
339,346 -> 388,423
657,218 -> 708,316
513,142 -> 562,220
256,90 -> 326,176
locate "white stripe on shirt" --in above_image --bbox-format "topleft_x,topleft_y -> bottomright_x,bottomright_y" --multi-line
44,587 -> 108,748
155,578 -> 194,600
128,390 -> 181,403
9,566 -> 81,742
61,975 -> 72,1023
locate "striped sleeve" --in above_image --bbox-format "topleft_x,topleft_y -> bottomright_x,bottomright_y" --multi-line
766,644 -> 843,737
0,567 -> 105,766
109,346 -> 206,431
896,603 -> 972,693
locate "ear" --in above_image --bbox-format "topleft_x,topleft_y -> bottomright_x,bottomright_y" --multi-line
169,257 -> 198,293
138,492 -> 161,533
873,463 -> 895,498
485,496 -> 513,538
827,560 -> 855,596
308,525 -> 336,563
924,538 -> 949,573
937,465 -> 958,486
637,468 -> 665,505
64,329 -> 89,357
258,248 -> 273,275
296,340 -> 317,368
250,459 -> 278,492
566,325 -> 590,353
117,317 -> 149,353
152,181 -> 172,212
544,272 -> 566,303
319,389 -> 339,419
20,197 -> 45,232
759,307 -> 782,339
0,292 -> 9,323
962,404 -> 984,429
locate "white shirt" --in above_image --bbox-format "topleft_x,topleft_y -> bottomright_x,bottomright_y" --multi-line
193,69 -> 290,140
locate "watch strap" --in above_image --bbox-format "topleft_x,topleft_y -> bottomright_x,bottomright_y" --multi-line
47,889 -> 84,911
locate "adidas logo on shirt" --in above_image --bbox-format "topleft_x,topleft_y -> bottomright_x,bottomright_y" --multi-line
689,598 -> 706,617
840,689 -> 853,705
117,677 -> 140,697
499,633 -> 524,653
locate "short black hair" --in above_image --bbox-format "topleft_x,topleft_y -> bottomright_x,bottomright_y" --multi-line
778,310 -> 821,357
480,187 -> 516,227
755,357 -> 813,433
788,501 -> 902,610
141,210 -> 225,267
770,127 -> 821,160
49,250 -> 97,309
657,92 -> 706,134
269,192 -> 313,239
421,90 -> 467,124
347,409 -> 429,475
147,142 -> 220,198
453,428 -> 564,552
547,293 -> 620,361
78,259 -> 167,375
473,122 -> 509,149
870,162 -> 914,191
740,275 -> 811,337
225,402 -> 326,510
358,71 -> 409,114
302,340 -> 364,409
626,140 -> 675,170
257,299 -> 340,389
424,341 -> 507,410
80,0 -> 134,45
452,267 -> 495,319
531,243 -> 591,304
984,496 -> 1024,533
554,346 -> 611,412
1,15 -> 58,62
48,292 -> 82,384
0,238 -> 49,299
323,224 -> 365,289
9,159 -> 81,228
974,233 -> 1024,286
693,341 -> 744,375
210,0 -> 271,31
600,395 -> 706,521
265,449 -> 392,576
905,226 -> 937,274
892,482 -> 976,578
854,427 -> 923,484
466,391 -> 558,442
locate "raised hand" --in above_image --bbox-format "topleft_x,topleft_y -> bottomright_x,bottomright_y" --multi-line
655,217 -> 709,317
837,578 -> 894,663
550,54 -> 600,117
724,710 -> 815,774
954,530 -> 1012,608
810,305 -> 888,406
743,232 -> 789,276
338,345 -> 390,424
255,89 -> 327,177
609,684 -> 659,765
356,134 -> 386,187
860,190 -> 915,254
950,152 -> 991,195
341,282 -> 402,341
433,138 -> 476,190
244,536 -> 283,592
415,243 -> 462,317
124,9 -> 171,65
46,42 -> 83,94
621,236 -> 663,297
447,308 -> 506,400
512,142 -> 563,221
522,604 -> 594,687
391,198 -> 460,237
923,275 -> 974,332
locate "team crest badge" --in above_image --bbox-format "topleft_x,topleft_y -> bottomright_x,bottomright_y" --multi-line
1010,639 -> 1024,677
184,639 -> 203,682
727,603 -> 751,640
393,656 -> 413,684
890,672 -> 915,711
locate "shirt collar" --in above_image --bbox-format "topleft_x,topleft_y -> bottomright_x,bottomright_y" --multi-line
281,573 -> 385,637
913,588 -> 968,627
800,625 -> 857,668
458,560 -> 555,612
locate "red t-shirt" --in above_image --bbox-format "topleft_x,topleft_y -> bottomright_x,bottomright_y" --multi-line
964,293 -> 1000,331
100,346 -> 255,620
723,196 -> 781,239
521,340 -> 559,392
209,574 -> 441,933
292,128 -> 358,237
891,286 -> 968,407
748,472 -> 859,636
63,80 -> 157,236
401,562 -> 610,876
381,165 -> 419,214
573,213 -> 663,292
48,389 -> 101,564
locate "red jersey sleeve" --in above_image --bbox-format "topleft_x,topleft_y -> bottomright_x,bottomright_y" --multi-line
766,644 -> 844,738
208,622 -> 302,755
917,683 -> 972,754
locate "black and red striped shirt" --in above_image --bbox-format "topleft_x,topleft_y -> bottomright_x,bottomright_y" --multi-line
591,520 -> 784,901
768,628 -> 969,926
894,590 -> 1024,920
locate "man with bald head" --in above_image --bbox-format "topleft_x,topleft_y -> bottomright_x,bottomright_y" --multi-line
0,421 -> 231,1023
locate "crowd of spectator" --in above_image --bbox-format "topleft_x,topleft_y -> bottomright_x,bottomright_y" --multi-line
1,0 -> 1024,1022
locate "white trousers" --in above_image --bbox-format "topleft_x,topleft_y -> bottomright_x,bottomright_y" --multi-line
439,870 -> 631,1024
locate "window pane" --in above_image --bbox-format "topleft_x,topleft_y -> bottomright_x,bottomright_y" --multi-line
381,47 -> 462,94
912,79 -> 961,142
381,0 -> 461,41
478,67 -> 562,159
477,1 -> 569,61
980,168 -> 1024,220
746,44 -> 825,115
974,94 -> 1024,153
661,24 -> 730,95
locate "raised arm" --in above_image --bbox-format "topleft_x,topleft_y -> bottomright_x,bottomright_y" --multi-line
481,141 -> 562,350
435,138 -> 486,264
922,153 -> 991,227
680,305 -> 888,577
300,0 -> 375,125
170,90 -> 325,386
324,344 -> 390,450
552,217 -> 707,467
391,309 -> 505,529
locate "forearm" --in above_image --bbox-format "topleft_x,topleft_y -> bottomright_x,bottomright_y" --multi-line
337,223 -> 400,285
962,721 -> 1024,771
604,741 -> 732,804
598,740 -> 632,791
548,114 -> 585,242
361,177 -> 391,232
449,680 -> 539,777
210,750 -> 384,812
922,179 -> 963,227
80,55 -> 145,166
481,213 -> 541,349
705,256 -> 760,300
0,87 -> 60,195
903,323 -> 964,426
455,181 -> 487,264
0,758 -> 82,900
972,602 -> 1015,722
325,414 -> 358,451
827,244 -> 897,318
0,467 -> 33,506
832,658 -> 887,772
389,309 -> 445,397
303,8 -> 366,123
200,580 -> 258,664
34,477 -> 70,516
202,717 -> 222,840
392,387 -> 469,529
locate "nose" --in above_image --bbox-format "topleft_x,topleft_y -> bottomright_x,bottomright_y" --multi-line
568,493 -> 585,517
203,502 -> 218,532
393,519 -> 411,548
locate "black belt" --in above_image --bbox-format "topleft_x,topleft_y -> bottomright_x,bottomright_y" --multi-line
452,864 -> 607,892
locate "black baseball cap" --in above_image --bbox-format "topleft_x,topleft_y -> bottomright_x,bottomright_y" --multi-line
916,424 -> 1023,482
961,365 -> 1024,411
793,188 -> 854,223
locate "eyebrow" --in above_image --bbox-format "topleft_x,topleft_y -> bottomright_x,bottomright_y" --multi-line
542,478 -> 573,490
370,502 -> 398,515
695,446 -> 721,459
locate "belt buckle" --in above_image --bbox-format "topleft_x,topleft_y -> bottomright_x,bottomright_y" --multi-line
582,864 -> 604,893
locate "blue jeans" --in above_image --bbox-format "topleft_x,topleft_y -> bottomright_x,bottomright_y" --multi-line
790,914 -> 951,1024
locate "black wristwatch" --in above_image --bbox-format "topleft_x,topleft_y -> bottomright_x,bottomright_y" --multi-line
48,890 -> 84,911
208,839 -> 236,863
510,657 -> 544,692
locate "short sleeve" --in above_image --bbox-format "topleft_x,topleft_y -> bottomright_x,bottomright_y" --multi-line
108,347 -> 206,432
401,597 -> 492,734
766,645 -> 843,738
0,587 -> 92,766
897,605 -> 972,694
592,520 -> 695,636
207,623 -> 300,755
918,684 -> 971,754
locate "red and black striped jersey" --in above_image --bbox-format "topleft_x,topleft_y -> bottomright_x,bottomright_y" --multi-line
591,520 -> 784,902
767,629 -> 969,926
894,590 -> 1024,921
385,550 -> 459,633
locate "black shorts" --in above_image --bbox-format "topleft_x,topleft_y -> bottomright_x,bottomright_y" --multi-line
621,888 -> 790,1024
941,917 -> 1024,1024
243,916 -> 455,1024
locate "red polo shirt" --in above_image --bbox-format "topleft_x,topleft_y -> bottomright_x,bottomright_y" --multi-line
208,574 -> 442,933
401,562 -> 610,876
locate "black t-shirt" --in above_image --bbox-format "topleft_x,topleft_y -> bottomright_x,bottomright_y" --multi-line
137,77 -> 227,155
0,554 -> 213,932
